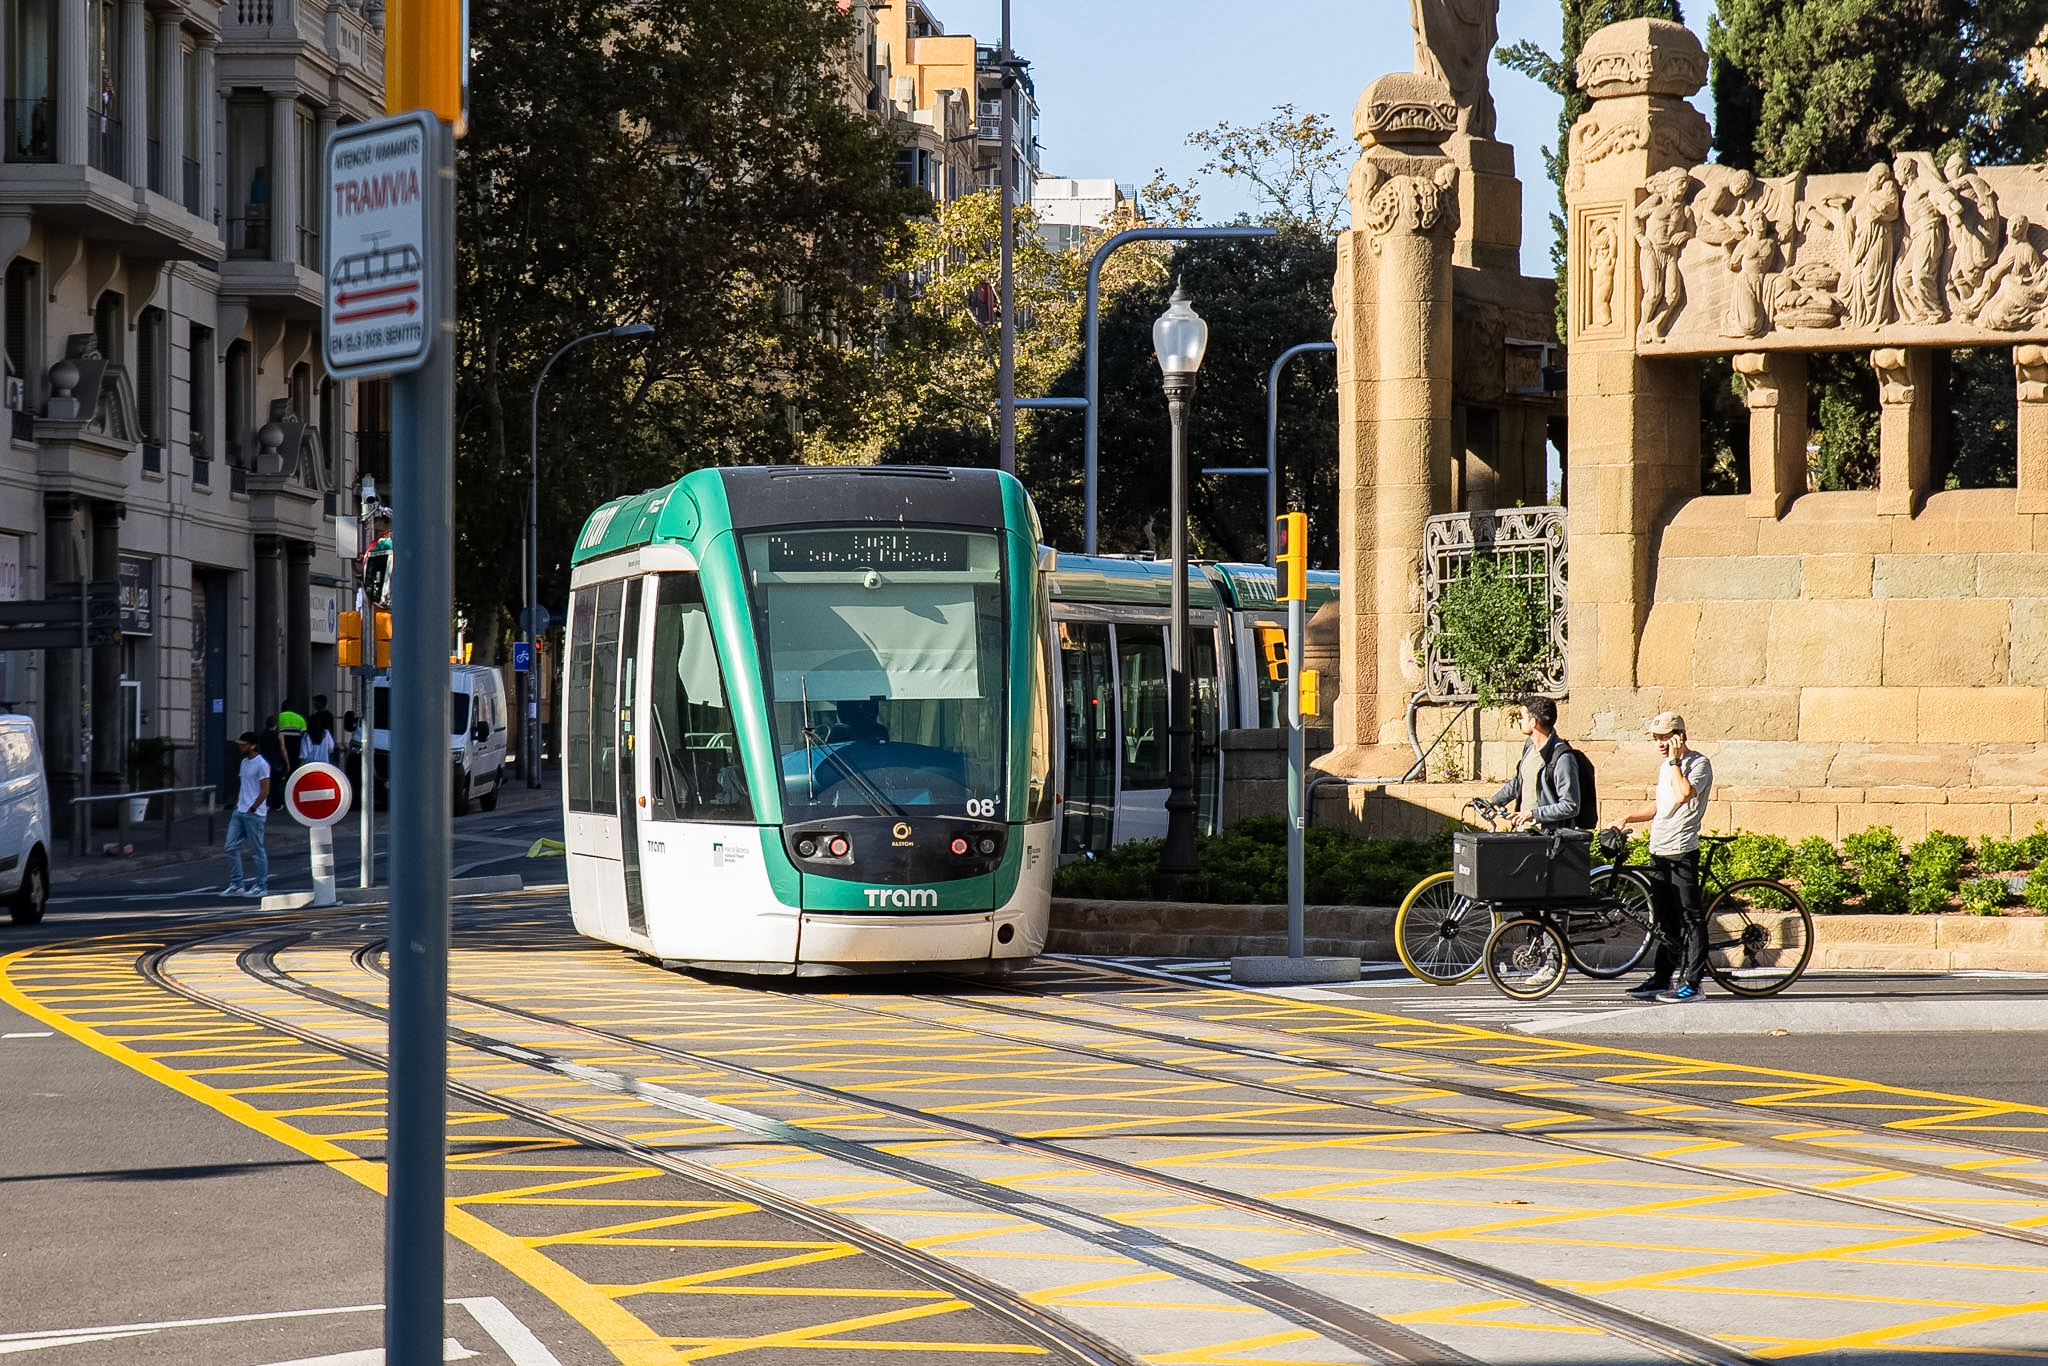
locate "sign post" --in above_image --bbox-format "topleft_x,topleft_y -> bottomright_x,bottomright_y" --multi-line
326,6 -> 459,1354
284,762 -> 353,906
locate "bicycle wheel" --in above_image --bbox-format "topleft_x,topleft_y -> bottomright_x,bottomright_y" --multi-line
1484,917 -> 1569,1000
1704,878 -> 1814,997
1565,866 -> 1656,979
1395,872 -> 1495,985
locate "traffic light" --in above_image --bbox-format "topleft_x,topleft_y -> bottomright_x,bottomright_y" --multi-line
374,607 -> 392,668
1275,512 -> 1308,602
385,0 -> 464,124
1257,625 -> 1288,682
339,611 -> 361,667
1300,669 -> 1321,717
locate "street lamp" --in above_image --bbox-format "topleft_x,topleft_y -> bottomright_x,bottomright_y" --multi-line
1152,279 -> 1208,892
525,322 -> 655,787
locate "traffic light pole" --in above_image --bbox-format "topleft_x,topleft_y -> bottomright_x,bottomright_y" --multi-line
1287,584 -> 1305,956
384,114 -> 455,1365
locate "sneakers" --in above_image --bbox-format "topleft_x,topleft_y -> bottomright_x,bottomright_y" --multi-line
247,886 -> 269,899
1624,983 -> 1669,1001
222,883 -> 245,897
1655,984 -> 1704,1004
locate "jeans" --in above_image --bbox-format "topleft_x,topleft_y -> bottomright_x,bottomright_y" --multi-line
226,809 -> 268,890
1646,850 -> 1705,988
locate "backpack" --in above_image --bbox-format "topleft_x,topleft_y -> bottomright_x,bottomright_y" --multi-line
1567,745 -> 1599,831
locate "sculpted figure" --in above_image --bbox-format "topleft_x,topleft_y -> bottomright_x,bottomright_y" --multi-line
1724,205 -> 1778,338
1943,151 -> 2002,297
1965,214 -> 2048,331
1845,162 -> 1902,328
1634,166 -> 1694,341
1410,0 -> 1497,139
1893,156 -> 1960,324
1690,165 -> 1757,246
1589,218 -> 1618,329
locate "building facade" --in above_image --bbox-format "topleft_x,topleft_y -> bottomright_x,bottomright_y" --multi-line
0,0 -> 385,828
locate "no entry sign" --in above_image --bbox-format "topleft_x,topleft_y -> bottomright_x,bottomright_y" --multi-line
286,762 -> 353,828
322,112 -> 433,378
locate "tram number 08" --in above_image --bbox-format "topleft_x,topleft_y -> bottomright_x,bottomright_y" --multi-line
966,799 -> 998,818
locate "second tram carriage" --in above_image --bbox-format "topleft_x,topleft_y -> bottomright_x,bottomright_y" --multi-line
563,465 -> 1055,975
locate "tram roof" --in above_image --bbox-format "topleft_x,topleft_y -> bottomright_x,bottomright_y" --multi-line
1049,554 -> 1338,611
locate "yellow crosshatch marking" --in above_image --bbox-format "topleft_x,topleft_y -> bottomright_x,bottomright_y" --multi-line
23,900 -> 2048,1365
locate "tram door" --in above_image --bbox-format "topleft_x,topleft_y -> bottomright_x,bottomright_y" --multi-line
1110,621 -> 1222,844
1058,621 -> 1115,857
618,578 -> 646,933
565,579 -> 630,942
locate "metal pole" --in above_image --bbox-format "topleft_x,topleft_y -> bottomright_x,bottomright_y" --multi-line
385,115 -> 455,1366
1083,226 -> 1274,554
1157,372 -> 1198,888
1286,587 -> 1305,956
996,0 -> 1015,476
1265,342 -> 1336,566
358,589 -> 374,887
78,582 -> 90,858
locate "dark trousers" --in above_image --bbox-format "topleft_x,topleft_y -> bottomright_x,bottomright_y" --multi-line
1646,850 -> 1706,988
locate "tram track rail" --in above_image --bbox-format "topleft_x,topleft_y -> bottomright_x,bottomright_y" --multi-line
308,932 -> 1769,1366
129,927 -> 1146,1366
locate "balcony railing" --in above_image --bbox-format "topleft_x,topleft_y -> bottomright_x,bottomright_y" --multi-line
146,140 -> 163,195
11,410 -> 34,443
226,215 -> 270,260
88,109 -> 122,178
191,454 -> 209,487
141,441 -> 162,474
182,157 -> 200,215
5,100 -> 53,163
230,464 -> 247,494
235,0 -> 276,22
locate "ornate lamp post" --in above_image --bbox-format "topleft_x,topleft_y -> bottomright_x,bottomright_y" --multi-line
1152,279 -> 1208,891
525,322 -> 654,786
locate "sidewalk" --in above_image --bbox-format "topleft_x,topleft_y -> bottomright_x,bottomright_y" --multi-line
51,768 -> 564,893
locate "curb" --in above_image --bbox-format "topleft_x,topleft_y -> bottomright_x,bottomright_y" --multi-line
257,874 -> 526,912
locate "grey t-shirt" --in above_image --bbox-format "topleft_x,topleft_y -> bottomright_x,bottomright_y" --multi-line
1649,751 -> 1712,856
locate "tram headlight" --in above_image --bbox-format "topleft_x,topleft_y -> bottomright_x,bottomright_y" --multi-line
797,837 -> 818,858
977,836 -> 998,856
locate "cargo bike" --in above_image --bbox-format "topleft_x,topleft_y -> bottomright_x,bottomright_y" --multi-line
1394,801 -> 1815,1000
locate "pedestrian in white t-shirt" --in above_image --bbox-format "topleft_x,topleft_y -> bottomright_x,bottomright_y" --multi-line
1609,712 -> 1714,1003
225,731 -> 271,897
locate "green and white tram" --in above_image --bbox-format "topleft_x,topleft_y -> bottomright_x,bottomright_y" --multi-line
1048,554 -> 1337,860
563,465 -> 1055,976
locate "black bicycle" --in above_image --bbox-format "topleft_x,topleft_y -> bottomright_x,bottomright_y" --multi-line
1483,831 -> 1815,1001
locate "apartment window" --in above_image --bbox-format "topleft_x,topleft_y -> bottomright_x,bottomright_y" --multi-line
180,39 -> 200,212
355,377 -> 390,489
296,106 -> 319,267
88,0 -> 122,178
187,324 -> 213,473
224,339 -> 249,467
6,0 -> 56,162
93,292 -> 122,369
226,98 -> 269,258
6,260 -> 39,405
136,308 -> 165,442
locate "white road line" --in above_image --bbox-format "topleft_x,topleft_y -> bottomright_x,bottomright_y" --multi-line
2,1031 -> 53,1039
257,1341 -> 477,1366
455,1297 -> 566,1366
0,1297 -> 556,1365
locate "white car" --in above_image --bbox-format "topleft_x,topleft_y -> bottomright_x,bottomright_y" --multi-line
0,715 -> 52,925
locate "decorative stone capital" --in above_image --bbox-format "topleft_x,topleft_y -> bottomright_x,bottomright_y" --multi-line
1359,161 -> 1460,249
1576,18 -> 1706,100
2017,345 -> 2048,403
1733,352 -> 1779,408
1354,72 -> 1457,149
1872,347 -> 1917,405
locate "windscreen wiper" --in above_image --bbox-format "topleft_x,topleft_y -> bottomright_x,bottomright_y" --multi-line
799,678 -> 907,818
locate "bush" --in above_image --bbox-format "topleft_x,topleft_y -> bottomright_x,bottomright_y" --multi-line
1727,831 -> 1794,882
1790,836 -> 1852,916
2027,869 -> 2048,913
1978,835 -> 2027,874
1962,877 -> 2010,916
1905,830 -> 1968,915
1843,826 -> 1907,914
1049,817 -> 1453,906
2019,821 -> 2048,867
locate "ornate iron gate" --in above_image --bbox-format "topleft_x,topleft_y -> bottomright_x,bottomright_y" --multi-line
1421,507 -> 1568,703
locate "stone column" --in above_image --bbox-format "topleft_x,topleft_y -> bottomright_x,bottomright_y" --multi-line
286,540 -> 311,710
56,0 -> 87,166
196,40 -> 217,224
42,497 -> 83,833
269,93 -> 298,265
89,501 -> 123,793
154,15 -> 183,202
1872,347 -> 1932,517
1562,19 -> 1712,728
253,534 -> 281,721
2017,346 -> 2048,514
119,0 -> 147,186
1735,351 -> 1808,518
1322,72 -> 1459,775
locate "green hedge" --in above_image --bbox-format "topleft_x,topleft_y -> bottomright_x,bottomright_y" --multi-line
1052,817 -> 1453,906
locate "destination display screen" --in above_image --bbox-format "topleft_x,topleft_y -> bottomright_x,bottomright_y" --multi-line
764,529 -> 970,572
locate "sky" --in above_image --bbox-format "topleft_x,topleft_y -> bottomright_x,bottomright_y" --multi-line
934,0 -> 1715,277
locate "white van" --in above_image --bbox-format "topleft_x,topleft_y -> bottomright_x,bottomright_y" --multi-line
371,665 -> 510,815
0,715 -> 52,925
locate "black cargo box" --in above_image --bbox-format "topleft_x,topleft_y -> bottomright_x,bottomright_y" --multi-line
1452,829 -> 1592,902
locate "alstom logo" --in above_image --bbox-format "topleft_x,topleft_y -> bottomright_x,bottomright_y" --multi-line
866,888 -> 938,908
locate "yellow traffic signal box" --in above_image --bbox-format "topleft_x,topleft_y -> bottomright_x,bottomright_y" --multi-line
1256,625 -> 1288,682
1300,669 -> 1320,716
1275,512 -> 1308,602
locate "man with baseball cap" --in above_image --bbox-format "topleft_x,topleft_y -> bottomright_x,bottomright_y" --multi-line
1609,712 -> 1713,1002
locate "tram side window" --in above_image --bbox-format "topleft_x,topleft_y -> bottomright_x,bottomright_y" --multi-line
566,587 -> 597,812
1118,624 -> 1169,789
591,579 -> 624,816
647,572 -> 755,823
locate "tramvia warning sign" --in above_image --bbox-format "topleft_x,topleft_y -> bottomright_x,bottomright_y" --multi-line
322,112 -> 433,377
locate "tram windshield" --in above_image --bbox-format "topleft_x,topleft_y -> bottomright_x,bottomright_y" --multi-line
745,527 -> 1007,816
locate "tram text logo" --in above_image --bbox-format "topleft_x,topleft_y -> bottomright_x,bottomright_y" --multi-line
865,888 -> 939,908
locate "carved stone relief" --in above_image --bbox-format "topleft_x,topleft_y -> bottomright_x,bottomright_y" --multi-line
1360,161 -> 1459,249
1564,105 -> 1710,192
1586,213 -> 1620,330
1609,154 -> 2048,354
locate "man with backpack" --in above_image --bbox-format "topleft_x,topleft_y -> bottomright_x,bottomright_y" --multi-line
1489,695 -> 1590,829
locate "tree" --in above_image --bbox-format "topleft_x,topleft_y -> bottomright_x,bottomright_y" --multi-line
1500,1 -> 1686,338
1187,105 -> 1351,238
1023,228 -> 1340,565
456,0 -> 920,653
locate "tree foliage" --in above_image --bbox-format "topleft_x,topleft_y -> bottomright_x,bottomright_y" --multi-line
455,0 -> 920,652
1186,105 -> 1351,238
1500,0 -> 1685,336
1431,557 -> 1546,708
